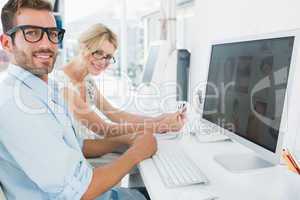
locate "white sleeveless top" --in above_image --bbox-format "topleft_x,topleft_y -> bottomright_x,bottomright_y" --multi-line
50,70 -> 128,166
50,70 -> 98,140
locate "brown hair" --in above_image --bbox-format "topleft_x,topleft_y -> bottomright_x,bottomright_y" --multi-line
1,0 -> 53,33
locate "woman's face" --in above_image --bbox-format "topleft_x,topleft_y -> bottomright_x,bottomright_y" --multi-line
85,40 -> 116,76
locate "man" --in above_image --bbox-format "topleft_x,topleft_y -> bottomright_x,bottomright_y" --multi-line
0,0 -> 157,199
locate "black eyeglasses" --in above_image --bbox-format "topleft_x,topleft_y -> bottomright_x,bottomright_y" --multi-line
92,50 -> 116,64
6,25 -> 65,44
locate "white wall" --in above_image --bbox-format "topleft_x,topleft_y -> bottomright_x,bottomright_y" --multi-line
188,0 -> 300,97
185,0 -> 300,153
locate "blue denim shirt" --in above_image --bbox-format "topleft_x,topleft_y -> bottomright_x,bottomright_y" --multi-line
0,64 -> 93,199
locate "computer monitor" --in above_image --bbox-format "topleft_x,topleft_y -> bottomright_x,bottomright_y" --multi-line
142,43 -> 161,84
202,30 -> 300,171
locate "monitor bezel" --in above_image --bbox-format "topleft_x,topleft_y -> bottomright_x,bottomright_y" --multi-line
201,29 -> 300,164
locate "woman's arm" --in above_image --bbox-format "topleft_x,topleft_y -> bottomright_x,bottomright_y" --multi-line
95,88 -> 187,133
94,88 -> 158,123
61,87 -> 161,137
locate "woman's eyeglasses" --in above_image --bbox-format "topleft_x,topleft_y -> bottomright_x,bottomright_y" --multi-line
6,25 -> 65,44
91,50 -> 116,64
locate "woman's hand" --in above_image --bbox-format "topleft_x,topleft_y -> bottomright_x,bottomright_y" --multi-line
155,110 -> 186,133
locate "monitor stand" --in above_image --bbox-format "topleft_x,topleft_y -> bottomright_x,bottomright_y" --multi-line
214,153 -> 275,172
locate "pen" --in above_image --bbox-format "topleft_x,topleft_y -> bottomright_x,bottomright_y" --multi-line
287,152 -> 300,174
283,149 -> 300,175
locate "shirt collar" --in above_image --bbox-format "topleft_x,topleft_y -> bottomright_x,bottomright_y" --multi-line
7,64 -> 53,103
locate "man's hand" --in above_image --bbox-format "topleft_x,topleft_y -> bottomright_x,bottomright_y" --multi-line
128,130 -> 157,163
82,130 -> 157,199
108,131 -> 144,146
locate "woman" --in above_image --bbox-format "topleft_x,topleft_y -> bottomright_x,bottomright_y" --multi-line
52,23 -> 186,158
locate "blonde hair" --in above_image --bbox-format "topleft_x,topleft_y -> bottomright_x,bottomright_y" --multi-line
78,23 -> 118,54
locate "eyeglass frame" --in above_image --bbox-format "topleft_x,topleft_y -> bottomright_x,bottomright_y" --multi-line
91,50 -> 116,64
6,25 -> 65,44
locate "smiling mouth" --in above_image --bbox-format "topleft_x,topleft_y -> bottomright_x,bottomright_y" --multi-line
32,49 -> 55,63
33,53 -> 53,60
92,63 -> 105,71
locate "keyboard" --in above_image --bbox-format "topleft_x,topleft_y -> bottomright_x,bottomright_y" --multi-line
152,146 -> 208,188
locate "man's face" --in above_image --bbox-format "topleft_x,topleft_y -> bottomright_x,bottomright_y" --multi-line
6,8 -> 58,77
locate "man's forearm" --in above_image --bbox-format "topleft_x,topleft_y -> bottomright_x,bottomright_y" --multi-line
81,149 -> 139,200
82,139 -> 124,158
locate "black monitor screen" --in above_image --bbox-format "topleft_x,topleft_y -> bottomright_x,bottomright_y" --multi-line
202,36 -> 294,152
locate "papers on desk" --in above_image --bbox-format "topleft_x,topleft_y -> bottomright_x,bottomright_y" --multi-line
155,132 -> 181,140
194,132 -> 230,143
175,189 -> 218,200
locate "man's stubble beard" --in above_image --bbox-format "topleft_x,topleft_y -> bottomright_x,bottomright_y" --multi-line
12,47 -> 58,78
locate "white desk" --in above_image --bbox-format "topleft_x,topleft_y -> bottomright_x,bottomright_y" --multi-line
138,135 -> 300,200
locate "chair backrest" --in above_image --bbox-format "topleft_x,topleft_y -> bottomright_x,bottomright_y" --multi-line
0,183 -> 6,200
